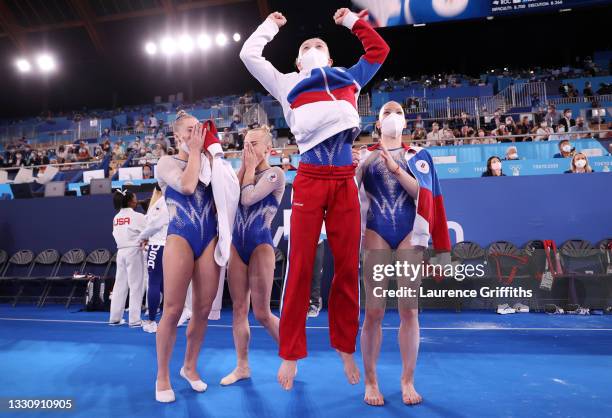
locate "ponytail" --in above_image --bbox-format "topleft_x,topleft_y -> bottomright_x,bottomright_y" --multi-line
113,189 -> 135,210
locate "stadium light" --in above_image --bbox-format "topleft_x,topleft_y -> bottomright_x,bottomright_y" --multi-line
36,54 -> 56,72
197,34 -> 212,50
233,33 -> 241,42
178,35 -> 194,54
160,37 -> 177,55
145,42 -> 157,55
215,33 -> 228,47
15,58 -> 32,73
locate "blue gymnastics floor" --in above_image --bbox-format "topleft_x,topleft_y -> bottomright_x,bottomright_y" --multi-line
1,305 -> 611,418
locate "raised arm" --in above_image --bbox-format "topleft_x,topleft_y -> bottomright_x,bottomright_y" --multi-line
334,8 -> 390,88
239,12 -> 287,100
157,124 -> 204,195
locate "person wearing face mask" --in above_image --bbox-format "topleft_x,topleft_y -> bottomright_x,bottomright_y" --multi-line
570,117 -> 591,139
553,140 -> 575,158
240,8 -> 389,390
535,121 -> 553,141
558,109 -> 575,131
220,127 -> 285,386
482,156 -> 506,177
565,153 -> 594,174
549,124 -> 571,142
543,105 -> 559,128
504,146 -> 519,160
356,101 -> 450,407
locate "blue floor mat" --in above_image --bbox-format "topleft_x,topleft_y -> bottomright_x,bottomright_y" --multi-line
0,305 -> 611,418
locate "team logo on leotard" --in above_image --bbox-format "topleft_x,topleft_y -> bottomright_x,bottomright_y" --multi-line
416,160 -> 430,174
267,172 -> 278,183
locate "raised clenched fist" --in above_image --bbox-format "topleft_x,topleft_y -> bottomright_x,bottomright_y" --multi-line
268,12 -> 287,28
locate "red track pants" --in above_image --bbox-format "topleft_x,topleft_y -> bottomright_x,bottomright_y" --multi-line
279,163 -> 361,360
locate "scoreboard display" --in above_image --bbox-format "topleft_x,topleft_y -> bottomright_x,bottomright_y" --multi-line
351,0 -> 612,27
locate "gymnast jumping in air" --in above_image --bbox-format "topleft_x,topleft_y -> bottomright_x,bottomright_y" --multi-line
357,101 -> 450,406
153,111 -> 220,403
240,6 -> 389,391
220,126 -> 285,386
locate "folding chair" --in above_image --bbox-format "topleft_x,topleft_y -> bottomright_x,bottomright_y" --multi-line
14,249 -> 59,307
560,239 -> 605,308
39,249 -> 86,307
0,250 -> 34,303
65,249 -> 112,308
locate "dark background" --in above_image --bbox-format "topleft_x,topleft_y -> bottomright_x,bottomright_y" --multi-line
0,0 -> 610,119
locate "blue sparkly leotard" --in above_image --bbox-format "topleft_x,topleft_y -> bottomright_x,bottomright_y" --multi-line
362,148 -> 416,249
232,167 -> 285,264
299,128 -> 359,166
157,156 -> 217,259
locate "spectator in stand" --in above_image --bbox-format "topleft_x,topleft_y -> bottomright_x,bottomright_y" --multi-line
101,139 -> 112,154
583,81 -> 594,98
504,146 -> 519,161
534,121 -> 553,141
142,164 -> 153,179
543,104 -> 560,128
570,116 -> 591,139
152,143 -> 165,158
55,145 -> 65,163
454,112 -> 473,129
134,117 -> 145,133
112,142 -> 125,160
553,140 -> 575,158
221,127 -> 234,150
149,113 -> 159,133
413,127 -> 426,143
414,115 -> 424,130
558,109 -> 575,131
426,122 -> 444,146
130,137 -> 142,153
488,109 -> 503,131
482,156 -> 505,177
516,116 -> 533,141
443,127 -> 455,145
13,151 -> 25,167
565,153 -> 594,174
549,125 -> 571,142
77,143 -> 91,162
492,124 -> 511,142
567,83 -> 578,98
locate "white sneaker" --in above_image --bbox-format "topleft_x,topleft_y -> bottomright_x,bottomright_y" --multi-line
108,319 -> 126,326
307,297 -> 322,318
155,382 -> 175,403
497,304 -> 516,315
513,303 -> 530,313
177,308 -> 192,327
129,321 -> 143,328
143,321 -> 158,333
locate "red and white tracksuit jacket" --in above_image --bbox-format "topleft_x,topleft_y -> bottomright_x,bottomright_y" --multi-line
241,12 -> 389,360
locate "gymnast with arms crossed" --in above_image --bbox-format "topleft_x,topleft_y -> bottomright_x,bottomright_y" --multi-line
153,110 -> 220,403
356,100 -> 450,406
220,126 -> 285,385
240,7 -> 389,390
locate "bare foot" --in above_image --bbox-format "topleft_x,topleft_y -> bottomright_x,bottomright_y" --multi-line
277,360 -> 297,390
364,382 -> 385,406
401,380 -> 422,405
337,350 -> 360,385
220,366 -> 251,386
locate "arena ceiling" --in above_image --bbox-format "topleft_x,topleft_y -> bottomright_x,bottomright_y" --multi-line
0,0 -> 609,119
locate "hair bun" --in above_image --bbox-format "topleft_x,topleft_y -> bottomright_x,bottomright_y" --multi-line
175,109 -> 190,121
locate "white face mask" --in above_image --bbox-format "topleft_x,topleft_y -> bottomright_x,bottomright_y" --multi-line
380,113 -> 405,138
575,159 -> 587,168
491,161 -> 502,171
562,144 -> 571,152
298,48 -> 329,72
509,153 -> 518,159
